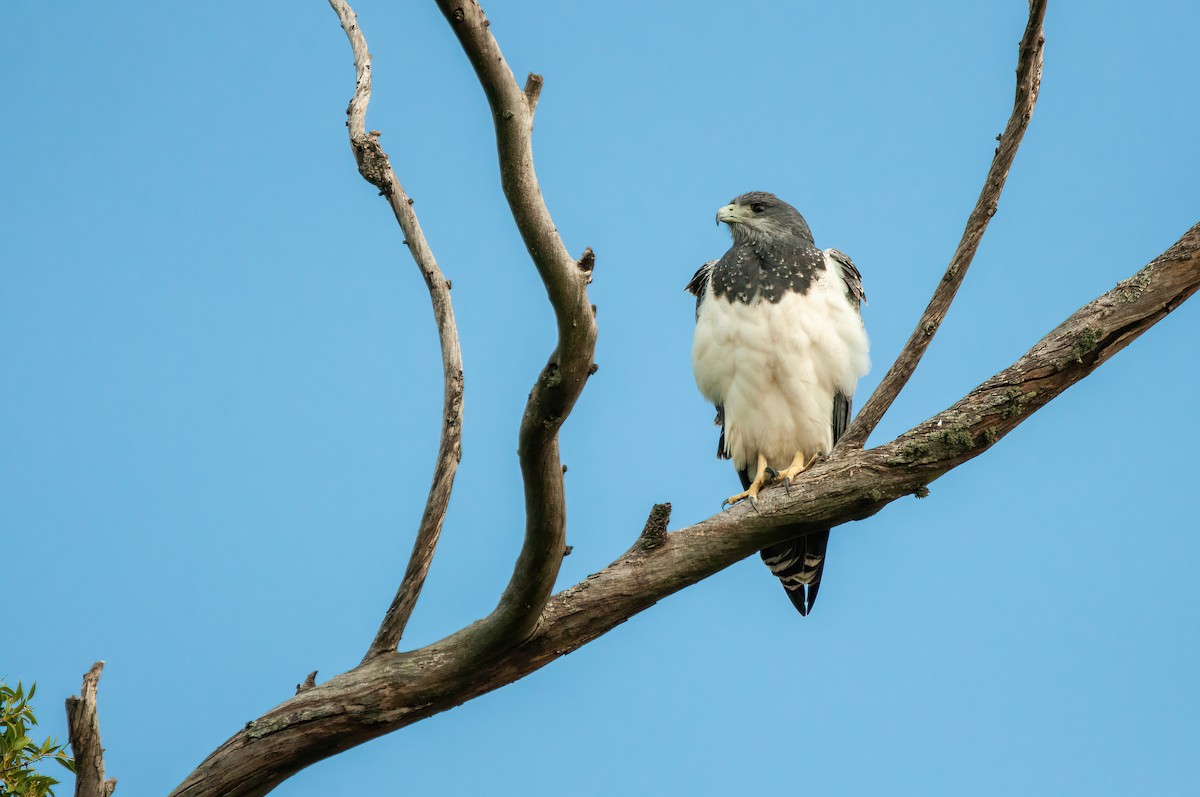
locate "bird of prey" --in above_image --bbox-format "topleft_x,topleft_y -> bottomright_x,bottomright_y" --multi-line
687,191 -> 869,616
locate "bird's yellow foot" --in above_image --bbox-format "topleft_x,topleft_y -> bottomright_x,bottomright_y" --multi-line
776,450 -> 821,484
725,453 -> 770,509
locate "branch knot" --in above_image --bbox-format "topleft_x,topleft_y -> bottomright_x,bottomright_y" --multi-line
352,131 -> 393,195
577,247 -> 595,284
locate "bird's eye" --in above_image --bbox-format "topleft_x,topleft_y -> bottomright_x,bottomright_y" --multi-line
751,203 -> 766,214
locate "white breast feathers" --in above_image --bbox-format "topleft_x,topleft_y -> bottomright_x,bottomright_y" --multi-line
691,253 -> 869,475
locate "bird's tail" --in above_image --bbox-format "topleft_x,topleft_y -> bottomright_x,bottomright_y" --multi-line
759,529 -> 829,617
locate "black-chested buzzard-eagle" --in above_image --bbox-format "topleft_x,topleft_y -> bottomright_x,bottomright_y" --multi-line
687,191 -> 869,616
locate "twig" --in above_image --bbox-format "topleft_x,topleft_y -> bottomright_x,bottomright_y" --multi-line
326,0 -> 466,659
65,662 -> 117,797
434,1 -> 598,649
838,0 -> 1048,449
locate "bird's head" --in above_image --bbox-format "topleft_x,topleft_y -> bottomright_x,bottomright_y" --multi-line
716,191 -> 814,246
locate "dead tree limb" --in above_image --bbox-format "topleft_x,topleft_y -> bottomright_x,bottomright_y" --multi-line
325,0 -> 466,658
839,0 -> 1048,449
170,217 -> 1200,797
65,662 -> 116,797
165,1 -> 1200,794
433,0 -> 599,651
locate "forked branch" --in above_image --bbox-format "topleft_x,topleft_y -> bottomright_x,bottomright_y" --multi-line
839,0 -> 1048,449
327,0 -> 465,658
165,2 -> 1200,795
170,219 -> 1200,797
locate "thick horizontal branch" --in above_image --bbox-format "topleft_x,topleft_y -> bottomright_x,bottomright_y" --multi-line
326,0 -> 465,658
66,662 -> 117,797
433,0 -> 598,651
839,0 -> 1047,448
171,221 -> 1200,797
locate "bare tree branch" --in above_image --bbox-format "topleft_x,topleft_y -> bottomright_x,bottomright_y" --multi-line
162,2 -> 1200,795
170,220 -> 1200,797
433,0 -> 599,650
326,0 -> 466,658
65,662 -> 116,797
174,219 -> 1200,797
839,0 -> 1048,449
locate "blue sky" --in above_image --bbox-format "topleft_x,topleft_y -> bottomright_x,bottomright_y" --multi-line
4,1 -> 1199,794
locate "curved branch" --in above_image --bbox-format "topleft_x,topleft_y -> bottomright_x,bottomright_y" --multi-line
839,0 -> 1048,449
433,0 -> 598,650
327,0 -> 465,658
171,221 -> 1200,797
66,662 -> 117,797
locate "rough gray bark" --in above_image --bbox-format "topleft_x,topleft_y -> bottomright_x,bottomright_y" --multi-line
65,662 -> 116,797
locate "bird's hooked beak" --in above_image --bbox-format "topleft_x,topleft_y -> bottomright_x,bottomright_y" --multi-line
715,203 -> 743,226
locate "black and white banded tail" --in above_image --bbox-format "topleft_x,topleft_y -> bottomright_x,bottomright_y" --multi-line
759,533 -> 829,617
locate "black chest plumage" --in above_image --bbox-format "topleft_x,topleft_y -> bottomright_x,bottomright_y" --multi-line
710,239 -> 826,304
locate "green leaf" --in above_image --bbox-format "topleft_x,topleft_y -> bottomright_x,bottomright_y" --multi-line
0,681 -> 70,797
